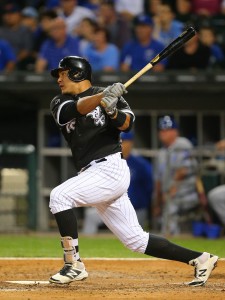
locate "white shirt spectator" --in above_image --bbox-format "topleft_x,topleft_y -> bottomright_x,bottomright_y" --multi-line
59,6 -> 95,35
114,0 -> 144,17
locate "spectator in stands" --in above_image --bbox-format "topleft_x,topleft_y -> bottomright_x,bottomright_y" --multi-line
82,131 -> 153,234
35,17 -> 81,72
175,0 -> 195,24
120,131 -> 153,229
0,38 -> 16,72
0,3 -> 34,70
153,115 -> 199,235
207,138 -> 225,228
120,14 -> 166,72
33,9 -> 58,54
58,0 -> 95,36
192,0 -> 222,17
21,6 -> 40,70
21,6 -> 39,32
144,0 -> 162,17
167,34 -> 211,70
198,25 -> 225,69
208,184 -> 225,227
74,17 -> 98,53
97,0 -> 132,49
83,26 -> 119,71
222,0 -> 225,14
45,0 -> 60,10
152,1 -> 184,47
114,0 -> 145,21
80,0 -> 101,15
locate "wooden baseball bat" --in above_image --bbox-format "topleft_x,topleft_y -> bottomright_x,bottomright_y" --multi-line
101,27 -> 196,108
124,26 -> 196,88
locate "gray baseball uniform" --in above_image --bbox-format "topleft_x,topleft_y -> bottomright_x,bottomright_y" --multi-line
155,137 -> 199,234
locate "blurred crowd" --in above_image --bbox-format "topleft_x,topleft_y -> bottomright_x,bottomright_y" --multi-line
1,0 -> 225,73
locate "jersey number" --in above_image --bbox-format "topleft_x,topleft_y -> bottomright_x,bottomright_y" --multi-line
66,120 -> 76,133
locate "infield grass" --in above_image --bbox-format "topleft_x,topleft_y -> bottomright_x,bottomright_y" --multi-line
0,233 -> 224,258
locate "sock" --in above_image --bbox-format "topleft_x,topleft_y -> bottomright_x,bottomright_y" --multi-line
54,209 -> 81,261
145,234 -> 202,264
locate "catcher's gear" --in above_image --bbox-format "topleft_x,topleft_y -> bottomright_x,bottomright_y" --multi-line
101,94 -> 118,116
103,83 -> 127,98
51,56 -> 92,82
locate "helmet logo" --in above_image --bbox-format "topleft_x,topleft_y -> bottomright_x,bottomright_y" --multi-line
73,71 -> 83,79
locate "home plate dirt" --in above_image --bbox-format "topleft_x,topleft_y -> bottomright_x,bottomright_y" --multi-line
0,259 -> 224,300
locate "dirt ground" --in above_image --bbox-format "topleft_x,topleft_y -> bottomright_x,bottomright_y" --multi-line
0,259 -> 224,300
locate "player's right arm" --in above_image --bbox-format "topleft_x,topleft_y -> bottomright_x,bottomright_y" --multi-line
77,83 -> 127,115
50,83 -> 127,125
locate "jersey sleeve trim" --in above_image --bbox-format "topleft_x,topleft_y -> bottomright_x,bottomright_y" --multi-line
57,100 -> 75,126
120,108 -> 135,121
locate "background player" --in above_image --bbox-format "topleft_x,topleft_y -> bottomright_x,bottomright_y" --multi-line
49,55 -> 218,286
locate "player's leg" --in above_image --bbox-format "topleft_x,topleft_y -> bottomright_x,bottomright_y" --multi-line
49,208 -> 88,284
49,153 -> 129,284
97,194 -> 218,286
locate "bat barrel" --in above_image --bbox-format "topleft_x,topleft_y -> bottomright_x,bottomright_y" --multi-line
150,26 -> 196,66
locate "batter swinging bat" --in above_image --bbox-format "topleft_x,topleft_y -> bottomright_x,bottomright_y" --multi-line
124,26 -> 196,88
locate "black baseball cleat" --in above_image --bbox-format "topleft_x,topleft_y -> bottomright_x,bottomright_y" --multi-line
49,261 -> 88,284
187,252 -> 219,287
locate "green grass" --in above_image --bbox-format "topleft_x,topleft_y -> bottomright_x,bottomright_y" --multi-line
0,233 -> 224,258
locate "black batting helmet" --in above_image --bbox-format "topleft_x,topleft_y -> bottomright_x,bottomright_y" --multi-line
51,56 -> 92,82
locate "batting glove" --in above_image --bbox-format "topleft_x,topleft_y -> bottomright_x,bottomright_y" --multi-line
101,94 -> 118,116
103,83 -> 127,98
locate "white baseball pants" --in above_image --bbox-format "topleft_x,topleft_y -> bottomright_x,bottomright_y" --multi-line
49,152 -> 149,253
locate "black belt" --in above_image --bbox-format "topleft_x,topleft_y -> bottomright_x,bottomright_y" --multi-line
80,153 -> 123,173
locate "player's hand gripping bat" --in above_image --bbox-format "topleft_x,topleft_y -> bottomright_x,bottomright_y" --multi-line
123,26 -> 196,88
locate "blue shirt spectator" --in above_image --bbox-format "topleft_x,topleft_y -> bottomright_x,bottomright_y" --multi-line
121,131 -> 153,228
35,17 -> 80,72
0,3 -> 34,70
152,2 -> 184,47
199,26 -> 225,68
0,39 -> 16,71
39,35 -> 81,70
121,38 -> 166,71
46,0 -> 60,9
84,43 -> 119,71
211,44 -> 225,62
127,155 -> 153,210
83,27 -> 119,71
156,20 -> 183,47
120,14 -> 166,72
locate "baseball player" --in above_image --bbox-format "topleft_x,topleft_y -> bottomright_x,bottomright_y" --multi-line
49,55 -> 218,286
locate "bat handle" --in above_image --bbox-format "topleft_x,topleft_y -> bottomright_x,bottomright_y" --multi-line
124,63 -> 153,88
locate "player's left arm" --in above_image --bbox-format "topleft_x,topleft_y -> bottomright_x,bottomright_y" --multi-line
114,96 -> 134,131
77,83 -> 127,115
105,96 -> 135,131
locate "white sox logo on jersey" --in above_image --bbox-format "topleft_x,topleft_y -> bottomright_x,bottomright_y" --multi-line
86,107 -> 105,126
